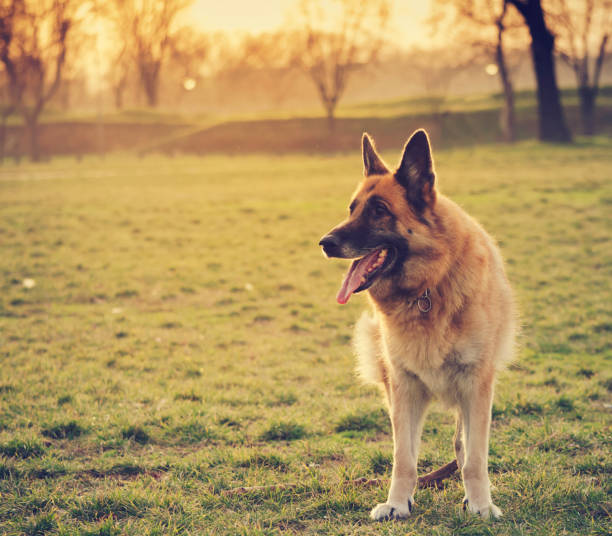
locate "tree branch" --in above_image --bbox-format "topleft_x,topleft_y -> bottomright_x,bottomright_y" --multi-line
42,20 -> 70,105
592,33 -> 609,93
506,0 -> 529,19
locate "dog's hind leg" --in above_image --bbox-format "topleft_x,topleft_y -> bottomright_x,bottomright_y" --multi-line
459,371 -> 502,520
453,413 -> 465,470
370,372 -> 432,521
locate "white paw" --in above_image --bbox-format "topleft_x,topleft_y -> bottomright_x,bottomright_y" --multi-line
370,500 -> 412,521
463,498 -> 502,519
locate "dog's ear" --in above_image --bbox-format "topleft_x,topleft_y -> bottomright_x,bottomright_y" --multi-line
362,133 -> 389,177
395,129 -> 436,211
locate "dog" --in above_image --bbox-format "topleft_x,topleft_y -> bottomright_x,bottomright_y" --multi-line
319,130 -> 516,520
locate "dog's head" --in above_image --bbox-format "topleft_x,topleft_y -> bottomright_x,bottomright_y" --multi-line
319,130 -> 438,304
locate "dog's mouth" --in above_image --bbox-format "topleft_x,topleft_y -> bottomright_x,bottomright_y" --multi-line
337,247 -> 394,304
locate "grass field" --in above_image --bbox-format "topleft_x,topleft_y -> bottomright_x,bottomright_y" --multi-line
0,138 -> 611,535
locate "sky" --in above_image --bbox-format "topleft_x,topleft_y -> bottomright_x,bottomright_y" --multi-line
182,0 -> 433,49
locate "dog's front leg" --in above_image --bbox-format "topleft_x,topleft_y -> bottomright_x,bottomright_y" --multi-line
371,372 -> 431,521
459,371 -> 502,520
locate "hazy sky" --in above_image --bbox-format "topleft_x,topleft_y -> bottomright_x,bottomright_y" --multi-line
182,0 -> 433,48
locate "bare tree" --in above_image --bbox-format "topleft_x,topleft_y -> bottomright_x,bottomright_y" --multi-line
431,0 -> 526,142
399,46 -> 473,133
100,5 -> 132,110
110,43 -> 131,109
493,1 -> 518,141
507,0 -> 572,142
289,0 -> 390,131
211,32 -> 298,112
0,0 -> 80,161
107,0 -> 193,108
493,1 -> 521,142
547,0 -> 611,135
0,67 -> 15,162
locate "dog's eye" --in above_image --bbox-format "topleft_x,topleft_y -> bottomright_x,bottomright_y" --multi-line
373,202 -> 388,218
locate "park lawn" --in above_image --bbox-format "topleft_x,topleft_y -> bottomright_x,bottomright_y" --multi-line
0,139 -> 610,535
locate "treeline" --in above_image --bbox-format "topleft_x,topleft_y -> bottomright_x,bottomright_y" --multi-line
0,0 -> 610,161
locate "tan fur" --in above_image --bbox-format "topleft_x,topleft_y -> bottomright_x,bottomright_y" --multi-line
341,132 -> 517,521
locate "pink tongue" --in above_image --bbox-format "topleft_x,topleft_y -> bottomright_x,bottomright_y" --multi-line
336,250 -> 381,304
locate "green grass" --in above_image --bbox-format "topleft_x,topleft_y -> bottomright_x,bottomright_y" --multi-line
0,138 -> 610,534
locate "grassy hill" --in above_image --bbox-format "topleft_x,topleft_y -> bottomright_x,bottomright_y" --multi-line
2,87 -> 612,159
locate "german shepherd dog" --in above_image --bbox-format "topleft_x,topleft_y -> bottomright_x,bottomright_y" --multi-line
319,130 -> 515,520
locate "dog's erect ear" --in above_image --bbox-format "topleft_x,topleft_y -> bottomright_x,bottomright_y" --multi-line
395,129 -> 436,211
362,133 -> 389,177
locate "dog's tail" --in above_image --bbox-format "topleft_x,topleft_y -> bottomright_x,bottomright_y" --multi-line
353,311 -> 386,385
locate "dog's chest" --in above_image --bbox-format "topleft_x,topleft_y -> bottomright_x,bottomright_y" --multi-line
383,323 -> 473,404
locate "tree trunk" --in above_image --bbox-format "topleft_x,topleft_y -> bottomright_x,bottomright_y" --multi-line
141,64 -> 160,108
0,112 -> 8,164
144,79 -> 158,107
531,31 -> 571,141
509,0 -> 572,142
114,79 -> 126,109
495,24 -> 515,143
325,100 -> 337,133
24,115 -> 41,162
578,85 -> 596,136
326,109 -> 335,132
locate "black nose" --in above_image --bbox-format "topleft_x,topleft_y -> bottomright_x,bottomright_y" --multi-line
319,234 -> 340,257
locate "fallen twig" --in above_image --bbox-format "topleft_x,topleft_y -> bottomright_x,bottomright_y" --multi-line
222,459 -> 458,496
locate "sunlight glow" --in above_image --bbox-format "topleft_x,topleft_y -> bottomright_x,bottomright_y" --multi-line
183,77 -> 197,91
485,63 -> 499,76
182,0 -> 432,49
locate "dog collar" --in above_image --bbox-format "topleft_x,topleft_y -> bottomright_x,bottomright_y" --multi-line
416,288 -> 432,313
